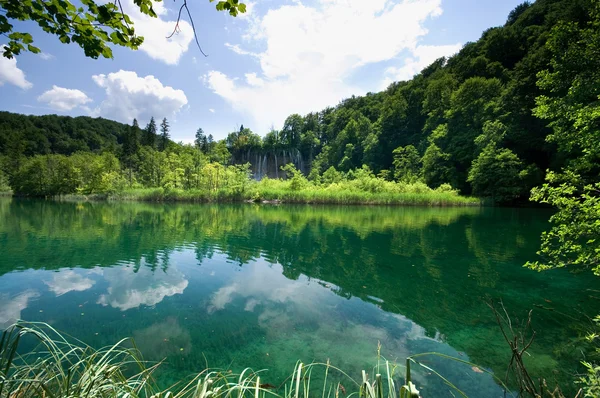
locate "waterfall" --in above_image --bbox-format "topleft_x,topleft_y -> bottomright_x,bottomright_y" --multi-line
255,153 -> 261,180
275,154 -> 279,179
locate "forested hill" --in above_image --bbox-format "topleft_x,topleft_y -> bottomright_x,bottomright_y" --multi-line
0,0 -> 597,203
0,112 -> 130,155
222,0 -> 595,201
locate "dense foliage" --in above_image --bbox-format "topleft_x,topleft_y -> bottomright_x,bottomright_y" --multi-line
525,1 -> 600,276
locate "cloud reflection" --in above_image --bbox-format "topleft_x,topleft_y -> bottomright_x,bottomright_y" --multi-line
0,290 -> 39,329
97,263 -> 188,311
45,270 -> 95,296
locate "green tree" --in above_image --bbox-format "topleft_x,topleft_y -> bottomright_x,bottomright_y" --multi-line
210,141 -> 231,165
281,163 -> 308,191
1,0 -> 246,59
467,144 -> 528,203
444,77 -> 503,171
321,166 -> 344,185
281,114 -> 303,149
142,117 -> 157,148
195,128 -> 208,152
159,118 -> 170,152
392,145 -> 421,182
422,143 -> 453,188
527,3 -> 600,276
123,121 -> 140,160
0,156 -> 10,192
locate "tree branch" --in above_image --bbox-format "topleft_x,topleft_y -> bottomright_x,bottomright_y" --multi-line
166,0 -> 207,57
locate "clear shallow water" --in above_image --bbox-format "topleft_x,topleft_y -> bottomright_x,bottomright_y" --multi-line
0,198 -> 597,396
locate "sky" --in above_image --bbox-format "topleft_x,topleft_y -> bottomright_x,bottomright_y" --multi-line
0,0 -> 524,143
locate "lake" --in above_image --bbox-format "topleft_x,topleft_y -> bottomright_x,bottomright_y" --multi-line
0,198 -> 596,397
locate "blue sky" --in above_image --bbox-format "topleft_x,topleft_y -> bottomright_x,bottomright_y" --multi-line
0,0 -> 523,142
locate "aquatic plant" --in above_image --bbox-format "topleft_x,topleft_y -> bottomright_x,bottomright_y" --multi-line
0,322 -> 514,398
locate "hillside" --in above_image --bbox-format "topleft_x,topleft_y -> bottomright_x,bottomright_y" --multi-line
223,0 -> 594,201
0,112 -> 131,156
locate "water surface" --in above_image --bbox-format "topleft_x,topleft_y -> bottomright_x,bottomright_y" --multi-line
0,199 -> 596,396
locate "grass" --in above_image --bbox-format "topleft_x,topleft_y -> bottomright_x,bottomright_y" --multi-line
253,187 -> 478,206
0,322 -> 512,398
73,179 -> 480,207
54,188 -> 478,206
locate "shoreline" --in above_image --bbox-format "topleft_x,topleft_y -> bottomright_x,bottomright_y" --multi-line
4,189 -> 482,207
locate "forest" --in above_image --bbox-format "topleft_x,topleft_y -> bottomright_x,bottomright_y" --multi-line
0,0 -> 598,204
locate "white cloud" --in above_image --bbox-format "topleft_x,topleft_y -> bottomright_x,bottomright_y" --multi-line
204,0 -> 461,132
97,262 -> 188,311
44,270 -> 95,296
209,108 -> 215,113
380,44 -> 462,89
0,47 -> 33,89
245,73 -> 264,87
39,52 -> 55,60
37,86 -> 92,111
224,43 -> 259,58
91,70 -> 188,124
121,0 -> 194,65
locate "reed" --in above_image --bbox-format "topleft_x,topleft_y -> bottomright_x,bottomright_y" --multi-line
1,322 -> 512,398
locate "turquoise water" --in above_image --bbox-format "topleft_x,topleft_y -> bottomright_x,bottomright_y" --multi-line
0,198 -> 597,396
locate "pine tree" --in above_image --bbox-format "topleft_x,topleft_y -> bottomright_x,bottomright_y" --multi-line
207,134 -> 215,154
123,126 -> 139,160
143,117 -> 157,148
159,118 -> 170,151
195,128 -> 206,150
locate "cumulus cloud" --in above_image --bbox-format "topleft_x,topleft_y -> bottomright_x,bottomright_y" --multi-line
0,47 -> 33,89
97,262 -> 188,311
38,86 -> 92,111
204,0 -> 461,132
91,70 -> 188,124
44,270 -> 95,296
380,44 -> 462,89
121,1 -> 194,65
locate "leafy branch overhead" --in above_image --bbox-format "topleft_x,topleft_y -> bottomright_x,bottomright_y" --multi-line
0,0 -> 246,59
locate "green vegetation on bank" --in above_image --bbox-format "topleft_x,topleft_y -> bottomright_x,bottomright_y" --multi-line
111,166 -> 477,206
0,148 -> 476,205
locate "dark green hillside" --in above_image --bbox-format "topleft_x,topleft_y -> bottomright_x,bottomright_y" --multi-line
0,112 -> 129,156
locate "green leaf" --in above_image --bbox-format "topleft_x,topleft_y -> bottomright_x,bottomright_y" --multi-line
27,44 -> 41,53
